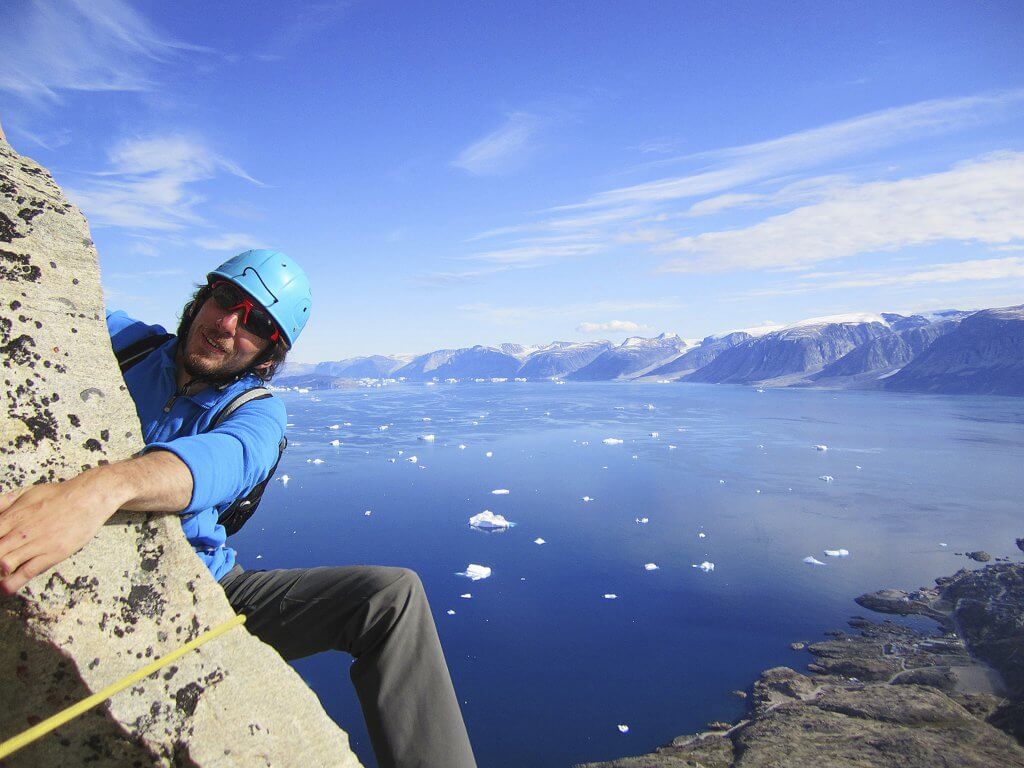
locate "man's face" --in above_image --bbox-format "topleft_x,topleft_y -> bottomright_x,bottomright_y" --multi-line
179,287 -> 271,382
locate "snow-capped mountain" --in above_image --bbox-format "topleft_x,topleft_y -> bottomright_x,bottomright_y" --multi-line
566,333 -> 690,381
645,331 -> 753,380
394,346 -> 521,380
516,341 -> 613,379
314,355 -> 405,379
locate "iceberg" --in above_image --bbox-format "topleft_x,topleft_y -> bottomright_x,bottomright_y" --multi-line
803,556 -> 826,565
306,458 -> 324,465
422,417 -> 432,422
668,444 -> 677,450
491,489 -> 510,495
457,564 -> 492,581
582,496 -> 594,502
446,609 -> 455,615
364,510 -> 372,516
697,532 -> 706,538
694,561 -> 715,572
617,725 -> 630,733
818,475 -> 834,483
635,517 -> 648,524
460,593 -> 472,599
279,474 -> 290,485
378,425 -> 389,431
602,438 -> 624,445
419,434 -> 436,442
459,444 -> 467,450
329,439 -> 341,446
406,456 -> 418,463
644,563 -> 659,571
814,444 -> 828,451
328,424 -> 340,430
603,594 -> 617,599
469,510 -> 514,529
534,538 -> 546,545
824,549 -> 850,557
650,431 -> 659,438
485,451 -> 493,458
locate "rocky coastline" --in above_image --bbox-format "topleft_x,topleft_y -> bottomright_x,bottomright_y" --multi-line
580,542 -> 1024,768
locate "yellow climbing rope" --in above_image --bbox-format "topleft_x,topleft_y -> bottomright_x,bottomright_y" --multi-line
0,613 -> 246,761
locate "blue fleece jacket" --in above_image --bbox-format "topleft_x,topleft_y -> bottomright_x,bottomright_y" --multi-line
107,310 -> 287,581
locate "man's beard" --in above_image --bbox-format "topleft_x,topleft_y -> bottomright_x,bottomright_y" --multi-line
180,334 -> 258,386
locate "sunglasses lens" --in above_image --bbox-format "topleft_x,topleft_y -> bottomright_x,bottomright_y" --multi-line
209,282 -> 278,341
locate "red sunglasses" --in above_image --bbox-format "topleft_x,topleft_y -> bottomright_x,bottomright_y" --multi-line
209,281 -> 281,343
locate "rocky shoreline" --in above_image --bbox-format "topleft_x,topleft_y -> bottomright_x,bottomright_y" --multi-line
580,543 -> 1024,768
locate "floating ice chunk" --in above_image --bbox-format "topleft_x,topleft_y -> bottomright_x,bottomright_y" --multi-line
387,458 -> 396,463
697,532 -> 706,538
603,594 -> 618,599
279,474 -> 290,485
581,441 -> 589,446
491,489 -> 510,495
582,496 -> 594,502
939,542 -> 948,547
364,510 -> 372,516
485,451 -> 493,458
469,510 -> 514,529
644,563 -> 659,571
803,556 -> 826,566
343,422 -> 352,426
635,517 -> 649,524
460,593 -> 472,599
645,404 -> 655,410
632,454 -> 639,460
419,434 -> 436,442
407,456 -> 418,463
534,538 -> 546,545
757,444 -> 764,449
446,610 -> 455,615
650,431 -> 659,438
458,564 -> 492,580
694,561 -> 715,572
668,445 -> 677,450
306,458 -> 325,465
329,439 -> 341,446
397,450 -> 404,455
328,424 -> 340,430
297,387 -> 310,394
422,417 -> 432,422
719,479 -> 725,484
824,549 -> 849,557
818,475 -> 834,483
286,423 -> 295,427
602,438 -> 624,445
617,724 -> 630,733
855,465 -> 862,470
756,388 -> 764,393
378,425 -> 389,431
755,489 -> 761,494
814,444 -> 828,451
459,444 -> 467,450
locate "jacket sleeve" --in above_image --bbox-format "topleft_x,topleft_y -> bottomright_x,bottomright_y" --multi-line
106,310 -> 169,352
144,394 -> 287,514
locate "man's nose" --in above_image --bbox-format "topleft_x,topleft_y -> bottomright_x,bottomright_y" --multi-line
216,307 -> 242,333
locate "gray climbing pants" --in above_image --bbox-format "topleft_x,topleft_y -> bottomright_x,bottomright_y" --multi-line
219,564 -> 477,768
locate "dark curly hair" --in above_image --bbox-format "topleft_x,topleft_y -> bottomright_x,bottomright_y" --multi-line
177,283 -> 289,382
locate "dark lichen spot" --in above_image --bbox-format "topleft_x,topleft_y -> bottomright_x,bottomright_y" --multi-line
174,682 -> 203,717
83,438 -> 103,452
68,414 -> 81,427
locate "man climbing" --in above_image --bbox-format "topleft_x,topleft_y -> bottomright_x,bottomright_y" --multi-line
0,249 -> 477,768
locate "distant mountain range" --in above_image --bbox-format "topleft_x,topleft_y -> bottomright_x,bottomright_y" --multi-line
278,304 -> 1024,396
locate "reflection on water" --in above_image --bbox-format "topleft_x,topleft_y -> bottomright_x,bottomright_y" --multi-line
231,382 -> 1024,768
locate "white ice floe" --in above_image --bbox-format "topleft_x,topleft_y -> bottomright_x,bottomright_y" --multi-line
422,417 -> 432,422
939,543 -> 948,547
617,724 -> 630,733
364,510 -> 372,516
458,564 -> 492,581
534,538 -> 546,545
329,439 -> 341,446
694,561 -> 715,572
419,434 -> 436,442
669,444 -> 677,450
485,451 -> 493,458
645,404 -> 655,410
256,554 -> 263,560
328,424 -> 340,430
650,431 -> 659,438
582,496 -> 594,502
603,438 -> 624,445
635,517 -> 649,524
378,425 -> 389,431
803,556 -> 826,565
632,455 -> 639,460
814,444 -> 828,451
407,456 -> 418,463
698,532 -> 706,538
469,510 -> 514,529
460,593 -> 472,599
459,444 -> 467,450
818,475 -> 834,483
603,594 -> 618,599
755,489 -> 761,494
491,489 -> 510,495
855,465 -> 862,470
279,474 -> 290,485
757,444 -> 764,449
387,458 -> 396,463
756,388 -> 765,393
343,422 -> 352,426
306,458 -> 325,465
398,450 -> 404,455
719,479 -> 725,484
446,610 -> 456,615
644,563 -> 659,571
824,549 -> 850,557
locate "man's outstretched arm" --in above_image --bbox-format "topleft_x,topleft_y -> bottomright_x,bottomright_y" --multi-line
0,450 -> 192,596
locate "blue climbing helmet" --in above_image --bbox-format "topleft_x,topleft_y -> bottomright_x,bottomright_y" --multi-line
208,249 -> 312,348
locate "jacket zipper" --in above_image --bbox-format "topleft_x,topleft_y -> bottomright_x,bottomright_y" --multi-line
163,382 -> 194,413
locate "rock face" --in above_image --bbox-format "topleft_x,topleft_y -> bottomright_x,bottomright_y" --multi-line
567,333 -> 689,381
0,136 -> 361,766
885,305 -> 1024,395
395,345 -> 521,380
645,331 -> 752,380
517,341 -> 613,379
810,320 -> 957,384
580,560 -> 1024,768
314,355 -> 405,379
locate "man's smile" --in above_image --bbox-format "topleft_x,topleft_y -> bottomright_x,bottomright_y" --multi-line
201,331 -> 229,354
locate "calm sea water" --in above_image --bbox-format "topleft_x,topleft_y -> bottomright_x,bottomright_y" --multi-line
230,382 -> 1024,768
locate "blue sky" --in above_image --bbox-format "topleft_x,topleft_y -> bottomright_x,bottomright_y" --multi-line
2,0 -> 1023,362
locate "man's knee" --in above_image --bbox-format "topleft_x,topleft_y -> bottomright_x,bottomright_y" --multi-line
376,566 -> 426,612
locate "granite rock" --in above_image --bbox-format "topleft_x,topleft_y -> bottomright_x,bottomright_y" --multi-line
0,134 -> 360,766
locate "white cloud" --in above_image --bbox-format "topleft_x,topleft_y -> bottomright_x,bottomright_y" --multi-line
658,152 -> 1024,273
453,112 -> 543,175
576,320 -> 646,333
459,299 -> 680,323
0,0 -> 213,102
66,135 -> 262,231
194,232 -> 268,252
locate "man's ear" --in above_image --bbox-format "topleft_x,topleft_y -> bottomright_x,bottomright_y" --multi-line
254,360 -> 273,375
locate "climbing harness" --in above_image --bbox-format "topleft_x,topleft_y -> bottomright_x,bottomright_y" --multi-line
0,613 -> 247,760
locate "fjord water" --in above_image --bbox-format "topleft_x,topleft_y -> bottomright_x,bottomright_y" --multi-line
232,383 -> 1024,768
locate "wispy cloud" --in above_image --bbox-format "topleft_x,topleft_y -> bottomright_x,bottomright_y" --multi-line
0,0 -> 213,102
414,266 -> 513,288
658,152 -> 1024,273
194,232 -> 268,251
459,299 -> 680,324
453,112 -> 544,175
746,257 -> 1024,297
577,320 -> 646,333
66,135 -> 262,231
